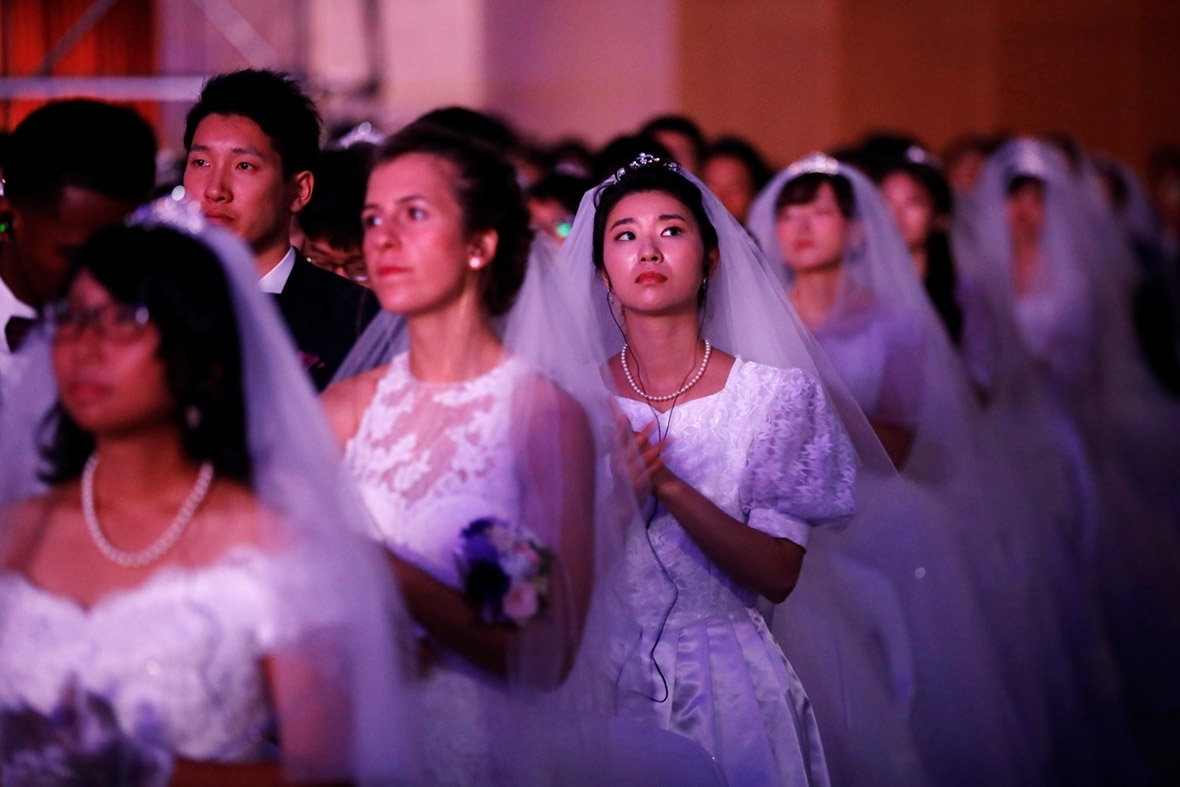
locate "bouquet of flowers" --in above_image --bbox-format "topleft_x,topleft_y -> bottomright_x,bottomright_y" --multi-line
455,517 -> 555,627
0,682 -> 171,787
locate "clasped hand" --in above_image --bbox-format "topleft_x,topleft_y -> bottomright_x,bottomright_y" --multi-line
614,411 -> 676,506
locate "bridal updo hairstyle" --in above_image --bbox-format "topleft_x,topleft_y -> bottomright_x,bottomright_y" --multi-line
41,225 -> 250,484
375,122 -> 532,317
591,158 -> 719,277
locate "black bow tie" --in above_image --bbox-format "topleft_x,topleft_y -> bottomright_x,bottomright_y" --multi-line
5,315 -> 34,352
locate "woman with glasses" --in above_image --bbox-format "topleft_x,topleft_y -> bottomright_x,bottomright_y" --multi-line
295,143 -> 377,288
0,203 -> 417,784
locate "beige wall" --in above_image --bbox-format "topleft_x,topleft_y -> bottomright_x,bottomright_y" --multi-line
305,0 -> 678,145
678,0 -> 1180,170
483,0 -> 677,145
152,0 -> 1179,171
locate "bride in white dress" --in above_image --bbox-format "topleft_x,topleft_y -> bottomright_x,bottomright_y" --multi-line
965,139 -> 1180,782
749,155 -> 1048,786
323,122 -> 633,785
552,155 -> 877,787
0,202 -> 417,784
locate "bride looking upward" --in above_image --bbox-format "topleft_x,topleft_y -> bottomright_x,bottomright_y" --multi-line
563,156 -> 857,787
0,210 -> 416,785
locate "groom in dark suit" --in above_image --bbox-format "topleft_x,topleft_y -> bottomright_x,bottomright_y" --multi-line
182,69 -> 378,390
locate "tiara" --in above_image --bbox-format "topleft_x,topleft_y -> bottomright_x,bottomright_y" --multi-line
783,152 -> 841,183
333,121 -> 386,150
613,152 -> 675,183
128,189 -> 208,236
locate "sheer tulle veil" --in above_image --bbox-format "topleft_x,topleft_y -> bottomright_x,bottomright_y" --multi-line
963,140 -> 1180,770
745,154 -> 1047,784
0,195 -> 420,783
548,158 -> 958,783
561,157 -> 893,475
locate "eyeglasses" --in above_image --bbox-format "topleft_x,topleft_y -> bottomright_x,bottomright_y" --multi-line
308,254 -> 370,285
46,301 -> 151,343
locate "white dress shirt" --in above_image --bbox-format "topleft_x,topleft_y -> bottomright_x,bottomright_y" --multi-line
258,247 -> 297,294
0,272 -> 37,403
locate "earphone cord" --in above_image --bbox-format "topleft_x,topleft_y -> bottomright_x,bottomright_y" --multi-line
609,288 -> 711,704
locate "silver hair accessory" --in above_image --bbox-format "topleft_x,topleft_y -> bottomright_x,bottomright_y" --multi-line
129,191 -> 208,236
783,151 -> 841,183
614,152 -> 666,183
905,145 -> 942,170
334,121 -> 386,150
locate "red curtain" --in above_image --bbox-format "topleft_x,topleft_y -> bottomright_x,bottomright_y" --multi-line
0,0 -> 157,132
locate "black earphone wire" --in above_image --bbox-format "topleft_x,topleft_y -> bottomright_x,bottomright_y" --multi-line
608,287 -> 709,704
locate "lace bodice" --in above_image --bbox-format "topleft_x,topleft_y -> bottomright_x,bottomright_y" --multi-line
0,548 -> 286,763
344,352 -> 545,785
345,353 -> 532,587
616,359 -> 855,626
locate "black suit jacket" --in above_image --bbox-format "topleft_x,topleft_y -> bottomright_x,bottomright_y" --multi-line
273,250 -> 380,391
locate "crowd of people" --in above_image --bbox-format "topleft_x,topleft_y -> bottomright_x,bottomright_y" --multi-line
0,68 -> 1177,786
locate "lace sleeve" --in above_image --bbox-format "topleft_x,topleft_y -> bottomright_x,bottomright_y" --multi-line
739,367 -> 857,548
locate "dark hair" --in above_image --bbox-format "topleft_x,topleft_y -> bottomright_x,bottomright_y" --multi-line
774,172 -> 856,218
590,159 -> 719,277
1093,158 -> 1130,212
639,115 -> 706,164
548,139 -> 594,179
376,123 -> 532,317
872,161 -> 962,345
942,133 -> 1005,175
591,134 -> 673,182
41,225 -> 251,484
297,143 -> 376,250
414,106 -> 519,154
875,157 -> 953,222
850,131 -> 924,171
1005,174 -> 1044,198
4,100 -> 156,212
1148,145 -> 1180,182
701,136 -> 772,192
528,173 -> 592,217
184,69 -> 321,179
1044,132 -> 1083,173
924,233 -> 963,345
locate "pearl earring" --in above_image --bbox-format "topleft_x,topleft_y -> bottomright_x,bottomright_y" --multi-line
469,257 -> 482,270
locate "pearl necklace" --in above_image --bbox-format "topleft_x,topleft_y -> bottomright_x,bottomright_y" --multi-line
621,339 -> 712,402
81,453 -> 215,568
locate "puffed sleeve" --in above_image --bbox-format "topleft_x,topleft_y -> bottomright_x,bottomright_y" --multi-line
739,367 -> 857,548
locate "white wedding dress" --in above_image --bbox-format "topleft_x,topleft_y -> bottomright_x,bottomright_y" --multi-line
0,546 -> 287,764
345,351 -> 536,786
611,358 -> 855,787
